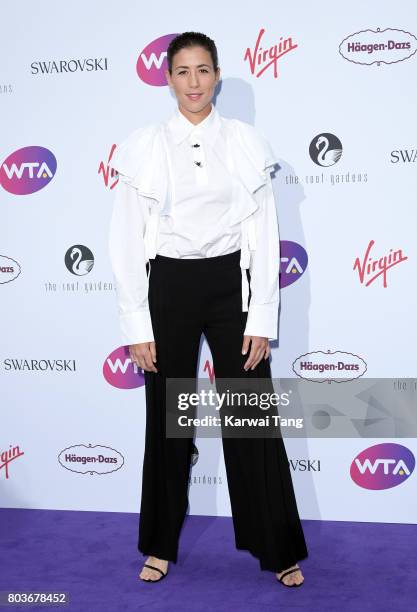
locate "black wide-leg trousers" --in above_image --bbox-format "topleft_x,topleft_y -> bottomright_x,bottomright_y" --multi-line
138,249 -> 308,572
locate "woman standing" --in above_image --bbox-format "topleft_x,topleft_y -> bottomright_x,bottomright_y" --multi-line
109,31 -> 308,587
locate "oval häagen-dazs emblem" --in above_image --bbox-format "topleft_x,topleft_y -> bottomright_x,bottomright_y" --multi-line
0,255 -> 22,284
292,350 -> 367,382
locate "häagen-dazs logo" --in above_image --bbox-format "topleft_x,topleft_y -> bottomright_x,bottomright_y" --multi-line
309,133 -> 343,167
351,443 -> 415,490
103,346 -> 146,389
1,146 -> 57,195
58,444 -> 124,475
0,255 -> 21,284
137,34 -> 179,86
292,350 -> 367,382
280,241 -> 308,288
339,28 -> 417,66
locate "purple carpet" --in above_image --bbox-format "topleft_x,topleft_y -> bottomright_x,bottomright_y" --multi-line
0,509 -> 415,611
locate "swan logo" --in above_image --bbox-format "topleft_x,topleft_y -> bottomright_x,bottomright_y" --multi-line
65,245 -> 94,276
351,443 -> 415,490
58,444 -> 124,475
339,28 -> 417,66
0,255 -> 21,284
292,350 -> 367,382
280,241 -> 308,288
103,346 -> 146,389
309,133 -> 343,167
0,146 -> 57,195
137,33 -> 179,86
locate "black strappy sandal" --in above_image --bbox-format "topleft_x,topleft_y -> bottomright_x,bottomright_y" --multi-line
139,563 -> 168,582
277,566 -> 303,588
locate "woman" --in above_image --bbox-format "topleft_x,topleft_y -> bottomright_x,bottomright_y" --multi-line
109,31 -> 308,587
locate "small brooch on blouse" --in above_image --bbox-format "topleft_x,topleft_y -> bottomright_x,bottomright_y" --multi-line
191,143 -> 200,148
194,161 -> 203,167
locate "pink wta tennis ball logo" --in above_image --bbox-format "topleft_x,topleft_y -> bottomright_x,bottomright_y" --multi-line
350,443 -> 415,490
137,33 -> 179,86
1,146 -> 57,195
103,346 -> 146,389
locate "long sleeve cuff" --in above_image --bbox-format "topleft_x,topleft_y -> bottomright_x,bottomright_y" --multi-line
120,309 -> 155,345
243,301 -> 279,341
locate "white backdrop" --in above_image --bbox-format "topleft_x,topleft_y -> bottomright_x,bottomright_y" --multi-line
1,0 -> 416,524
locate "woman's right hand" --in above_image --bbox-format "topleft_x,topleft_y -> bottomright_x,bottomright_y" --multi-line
129,342 -> 158,373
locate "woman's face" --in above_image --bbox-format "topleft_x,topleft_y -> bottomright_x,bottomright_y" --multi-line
166,45 -> 220,119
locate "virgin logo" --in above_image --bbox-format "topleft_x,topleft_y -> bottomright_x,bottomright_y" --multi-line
99,144 -> 119,190
203,359 -> 215,384
0,445 -> 24,479
137,33 -> 179,86
244,28 -> 298,78
353,240 -> 408,287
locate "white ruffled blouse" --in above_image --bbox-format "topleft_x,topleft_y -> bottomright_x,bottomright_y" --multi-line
108,103 -> 281,345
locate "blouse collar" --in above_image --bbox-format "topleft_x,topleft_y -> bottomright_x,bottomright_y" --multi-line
166,102 -> 221,147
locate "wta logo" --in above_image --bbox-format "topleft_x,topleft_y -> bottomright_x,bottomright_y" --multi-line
103,346 -> 146,389
280,241 -> 308,288
137,33 -> 179,86
1,146 -> 57,195
350,443 -> 415,490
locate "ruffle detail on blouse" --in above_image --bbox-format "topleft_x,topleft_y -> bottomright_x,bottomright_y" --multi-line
109,115 -> 278,313
109,123 -> 171,212
110,117 -> 278,220
223,119 -> 278,227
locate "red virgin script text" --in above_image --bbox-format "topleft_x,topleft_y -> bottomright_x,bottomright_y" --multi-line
98,144 -> 119,190
0,445 -> 24,479
353,240 -> 408,287
244,28 -> 298,78
203,359 -> 215,385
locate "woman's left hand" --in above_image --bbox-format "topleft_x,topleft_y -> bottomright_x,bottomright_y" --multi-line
241,335 -> 270,371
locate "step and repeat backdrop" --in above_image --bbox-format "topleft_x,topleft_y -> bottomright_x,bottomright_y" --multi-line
1,1 -> 417,523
